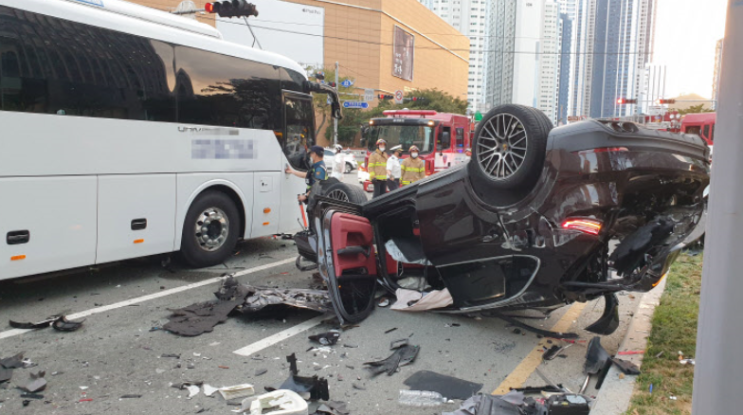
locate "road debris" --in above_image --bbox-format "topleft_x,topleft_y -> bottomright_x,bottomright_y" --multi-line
363,345 -> 419,376
255,369 -> 268,377
241,390 -> 308,415
8,318 -> 55,329
20,371 -> 47,393
164,277 -> 332,337
391,288 -> 453,312
312,401 -> 350,415
219,384 -> 255,400
390,339 -> 409,350
308,331 -> 341,346
203,384 -> 218,397
610,357 -> 641,375
584,337 -> 612,390
384,328 -> 397,334
266,354 -> 329,401
398,390 -> 448,407
51,316 -> 85,331
403,370 -> 482,400
120,394 -> 142,399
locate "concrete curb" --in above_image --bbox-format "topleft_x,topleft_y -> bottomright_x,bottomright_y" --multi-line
590,277 -> 667,414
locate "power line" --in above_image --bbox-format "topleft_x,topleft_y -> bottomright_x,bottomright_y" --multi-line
204,16 -> 655,57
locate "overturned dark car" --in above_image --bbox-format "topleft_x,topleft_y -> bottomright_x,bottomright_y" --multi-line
295,105 -> 710,335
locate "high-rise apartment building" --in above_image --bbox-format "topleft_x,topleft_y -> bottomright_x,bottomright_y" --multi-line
485,0 -> 564,124
566,0 -> 656,119
485,0 -> 517,108
418,0 -> 489,112
537,2 -> 562,122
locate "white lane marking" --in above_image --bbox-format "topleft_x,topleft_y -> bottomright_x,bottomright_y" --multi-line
0,257 -> 296,341
233,315 -> 327,357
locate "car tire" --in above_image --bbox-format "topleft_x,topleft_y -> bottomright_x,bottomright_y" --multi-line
322,181 -> 368,204
180,191 -> 240,268
345,163 -> 353,174
468,105 -> 551,191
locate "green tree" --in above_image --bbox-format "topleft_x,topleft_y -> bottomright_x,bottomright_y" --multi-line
325,105 -> 366,146
305,66 -> 356,137
678,104 -> 715,116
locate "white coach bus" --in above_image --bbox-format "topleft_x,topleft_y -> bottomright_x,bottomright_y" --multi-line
0,0 -> 341,279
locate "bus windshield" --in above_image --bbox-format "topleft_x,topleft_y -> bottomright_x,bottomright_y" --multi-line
366,124 -> 435,154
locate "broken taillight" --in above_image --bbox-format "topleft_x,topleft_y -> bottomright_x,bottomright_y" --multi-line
561,218 -> 602,235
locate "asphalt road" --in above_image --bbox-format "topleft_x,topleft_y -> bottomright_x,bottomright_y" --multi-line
0,172 -> 640,414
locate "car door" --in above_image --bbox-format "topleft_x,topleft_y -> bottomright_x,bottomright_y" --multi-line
314,205 -> 377,324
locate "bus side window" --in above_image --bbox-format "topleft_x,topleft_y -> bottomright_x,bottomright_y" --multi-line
703,124 -> 711,142
0,7 -> 176,121
283,94 -> 315,171
455,128 -> 464,148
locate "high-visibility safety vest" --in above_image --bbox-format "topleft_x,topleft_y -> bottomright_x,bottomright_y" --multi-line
401,157 -> 425,185
368,149 -> 388,181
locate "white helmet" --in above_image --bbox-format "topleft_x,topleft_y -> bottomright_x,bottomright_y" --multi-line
335,144 -> 343,152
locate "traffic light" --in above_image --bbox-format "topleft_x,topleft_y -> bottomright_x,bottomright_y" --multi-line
205,1 -> 259,18
657,99 -> 676,105
378,94 -> 394,100
616,98 -> 637,105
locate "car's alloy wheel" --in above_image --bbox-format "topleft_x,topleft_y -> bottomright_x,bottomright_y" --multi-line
477,113 -> 528,180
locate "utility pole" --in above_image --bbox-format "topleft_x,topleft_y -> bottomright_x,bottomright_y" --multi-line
692,1 -> 742,413
334,61 -> 339,147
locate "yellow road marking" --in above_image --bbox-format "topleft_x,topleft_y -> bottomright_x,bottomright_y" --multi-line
492,302 -> 588,394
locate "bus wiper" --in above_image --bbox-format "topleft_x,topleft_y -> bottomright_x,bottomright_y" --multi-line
308,82 -> 343,120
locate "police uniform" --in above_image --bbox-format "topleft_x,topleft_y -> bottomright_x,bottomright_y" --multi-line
306,160 -> 328,191
401,157 -> 425,185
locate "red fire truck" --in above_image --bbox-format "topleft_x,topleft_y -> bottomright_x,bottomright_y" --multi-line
358,110 -> 472,191
681,112 -> 715,146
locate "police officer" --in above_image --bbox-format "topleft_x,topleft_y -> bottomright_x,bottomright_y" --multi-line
285,145 -> 327,203
368,138 -> 389,198
386,145 -> 403,191
400,145 -> 425,186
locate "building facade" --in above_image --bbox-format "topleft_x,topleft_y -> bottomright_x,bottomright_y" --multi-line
417,0 -> 489,113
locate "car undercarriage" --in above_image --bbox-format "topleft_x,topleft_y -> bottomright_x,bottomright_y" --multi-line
295,105 -> 710,335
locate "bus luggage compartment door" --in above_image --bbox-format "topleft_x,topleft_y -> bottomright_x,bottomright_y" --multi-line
0,177 -> 97,280
317,210 -> 377,324
96,175 -> 176,264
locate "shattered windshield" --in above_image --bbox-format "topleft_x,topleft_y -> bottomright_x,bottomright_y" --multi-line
366,124 -> 435,154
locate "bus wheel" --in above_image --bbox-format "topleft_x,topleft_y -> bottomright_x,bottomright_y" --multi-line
180,191 -> 240,268
468,105 -> 551,191
323,182 -> 368,204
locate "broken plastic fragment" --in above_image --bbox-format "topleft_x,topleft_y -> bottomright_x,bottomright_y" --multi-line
308,331 -> 341,346
22,371 -> 47,393
246,390 -> 308,415
219,384 -> 256,401
52,316 -> 84,332
9,319 -> 55,330
203,384 -> 218,397
186,385 -> 200,399
364,345 -> 420,376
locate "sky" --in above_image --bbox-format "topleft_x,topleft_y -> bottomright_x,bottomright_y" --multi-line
652,0 -> 728,99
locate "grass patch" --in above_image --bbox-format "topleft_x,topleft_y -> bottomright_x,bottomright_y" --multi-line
625,254 -> 702,415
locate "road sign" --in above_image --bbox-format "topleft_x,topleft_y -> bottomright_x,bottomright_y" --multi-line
394,90 -> 404,104
341,79 -> 353,88
364,88 -> 374,102
342,101 -> 369,109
